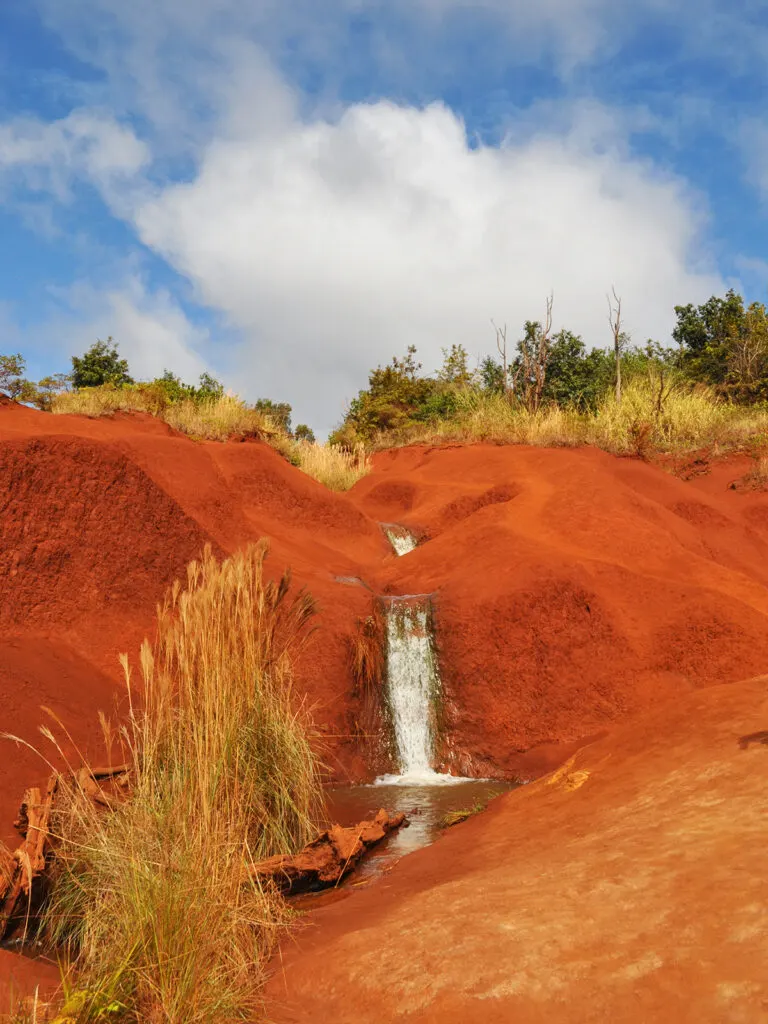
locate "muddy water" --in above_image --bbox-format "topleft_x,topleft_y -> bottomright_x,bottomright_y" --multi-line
295,779 -> 516,907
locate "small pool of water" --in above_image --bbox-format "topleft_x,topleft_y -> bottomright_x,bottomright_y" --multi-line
294,779 -> 516,907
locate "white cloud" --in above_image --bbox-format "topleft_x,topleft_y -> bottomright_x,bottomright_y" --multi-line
42,277 -> 211,383
0,109 -> 148,201
128,93 -> 724,434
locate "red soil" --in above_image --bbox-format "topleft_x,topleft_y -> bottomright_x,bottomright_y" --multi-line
355,444 -> 768,777
265,674 -> 768,1023
0,404 -> 386,846
2,403 -> 768,1014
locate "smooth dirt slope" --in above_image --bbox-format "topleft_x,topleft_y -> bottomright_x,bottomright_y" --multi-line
266,675 -> 768,1023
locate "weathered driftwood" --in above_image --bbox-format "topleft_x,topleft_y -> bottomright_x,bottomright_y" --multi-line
251,808 -> 408,895
0,766 -> 129,943
1,771 -> 405,942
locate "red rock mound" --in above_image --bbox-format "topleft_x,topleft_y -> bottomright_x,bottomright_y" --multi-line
352,444 -> 768,778
0,405 -> 386,848
0,435 -> 215,632
265,674 -> 768,1023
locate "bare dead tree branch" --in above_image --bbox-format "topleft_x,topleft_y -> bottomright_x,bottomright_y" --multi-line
510,293 -> 554,413
492,319 -> 511,400
607,287 -> 623,405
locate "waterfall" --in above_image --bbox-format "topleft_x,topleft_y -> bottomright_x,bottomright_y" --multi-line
377,595 -> 462,785
383,524 -> 417,557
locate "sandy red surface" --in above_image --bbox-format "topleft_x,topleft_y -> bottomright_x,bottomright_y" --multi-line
2,402 -> 767,1016
266,675 -> 768,1023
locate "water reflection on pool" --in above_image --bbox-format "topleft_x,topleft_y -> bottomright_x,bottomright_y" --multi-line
294,779 -> 516,906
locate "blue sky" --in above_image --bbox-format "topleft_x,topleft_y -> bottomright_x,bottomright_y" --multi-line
1,0 -> 767,433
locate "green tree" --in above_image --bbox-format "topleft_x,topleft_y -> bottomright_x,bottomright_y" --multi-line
34,373 -> 72,410
479,355 -> 505,394
254,399 -> 292,433
673,290 -> 768,399
0,353 -> 29,400
71,338 -> 133,389
541,331 -> 614,410
438,344 -> 474,386
153,370 -> 195,403
197,372 -> 224,399
294,424 -> 316,443
333,345 -> 438,443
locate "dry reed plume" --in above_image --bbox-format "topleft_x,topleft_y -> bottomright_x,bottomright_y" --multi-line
293,441 -> 371,491
42,542 -> 323,1023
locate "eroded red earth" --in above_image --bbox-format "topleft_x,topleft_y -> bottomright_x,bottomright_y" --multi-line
1,402 -> 767,1018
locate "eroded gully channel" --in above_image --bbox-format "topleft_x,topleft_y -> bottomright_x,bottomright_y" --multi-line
305,525 -> 516,904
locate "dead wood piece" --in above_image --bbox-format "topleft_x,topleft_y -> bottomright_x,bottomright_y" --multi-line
0,842 -> 15,901
74,767 -> 127,808
1,774 -> 58,941
251,808 -> 407,895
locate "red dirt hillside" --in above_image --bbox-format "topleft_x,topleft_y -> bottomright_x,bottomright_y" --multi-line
265,674 -> 768,1023
0,403 -> 387,845
351,444 -> 768,778
3,404 -> 768,1015
5,406 -> 768,829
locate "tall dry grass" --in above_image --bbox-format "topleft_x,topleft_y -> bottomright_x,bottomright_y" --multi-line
43,542 -> 322,1023
162,394 -> 272,441
292,441 -> 371,490
52,387 -> 273,443
387,377 -> 768,456
52,384 -> 166,418
50,386 -> 372,490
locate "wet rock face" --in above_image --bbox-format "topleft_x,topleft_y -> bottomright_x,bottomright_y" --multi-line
251,809 -> 408,895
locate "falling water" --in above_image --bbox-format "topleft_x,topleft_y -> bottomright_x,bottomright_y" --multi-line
378,596 -> 463,786
383,524 -> 418,557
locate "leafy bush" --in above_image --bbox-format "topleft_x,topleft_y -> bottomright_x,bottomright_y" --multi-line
0,353 -> 29,400
71,338 -> 133,389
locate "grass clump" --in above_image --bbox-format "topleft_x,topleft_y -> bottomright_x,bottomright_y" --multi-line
161,393 -> 272,441
439,802 -> 486,829
369,378 -> 768,458
52,386 -> 273,443
292,441 -> 371,491
51,386 -> 372,490
587,378 -> 768,455
51,383 -> 167,418
43,541 -> 322,1023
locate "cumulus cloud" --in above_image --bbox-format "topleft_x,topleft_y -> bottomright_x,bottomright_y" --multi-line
15,0 -> 751,436
0,109 -> 148,201
41,276 -> 211,383
124,89 -> 724,434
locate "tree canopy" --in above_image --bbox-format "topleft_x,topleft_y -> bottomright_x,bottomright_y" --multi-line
71,338 -> 133,389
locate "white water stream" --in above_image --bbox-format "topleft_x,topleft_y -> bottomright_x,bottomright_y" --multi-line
383,524 -> 418,556
376,596 -> 466,786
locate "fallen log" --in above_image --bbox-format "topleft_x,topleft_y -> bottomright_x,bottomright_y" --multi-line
251,808 -> 408,895
1,768 -> 405,942
0,766 -> 129,944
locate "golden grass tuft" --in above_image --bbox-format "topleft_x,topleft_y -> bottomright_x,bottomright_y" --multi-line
161,394 -> 272,441
51,383 -> 166,418
292,441 -> 371,491
52,387 -> 274,443
50,387 -> 372,490
376,377 -> 768,457
439,803 -> 486,829
43,542 -> 323,1023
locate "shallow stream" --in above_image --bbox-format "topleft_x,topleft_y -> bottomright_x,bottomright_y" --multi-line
294,779 -> 516,907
